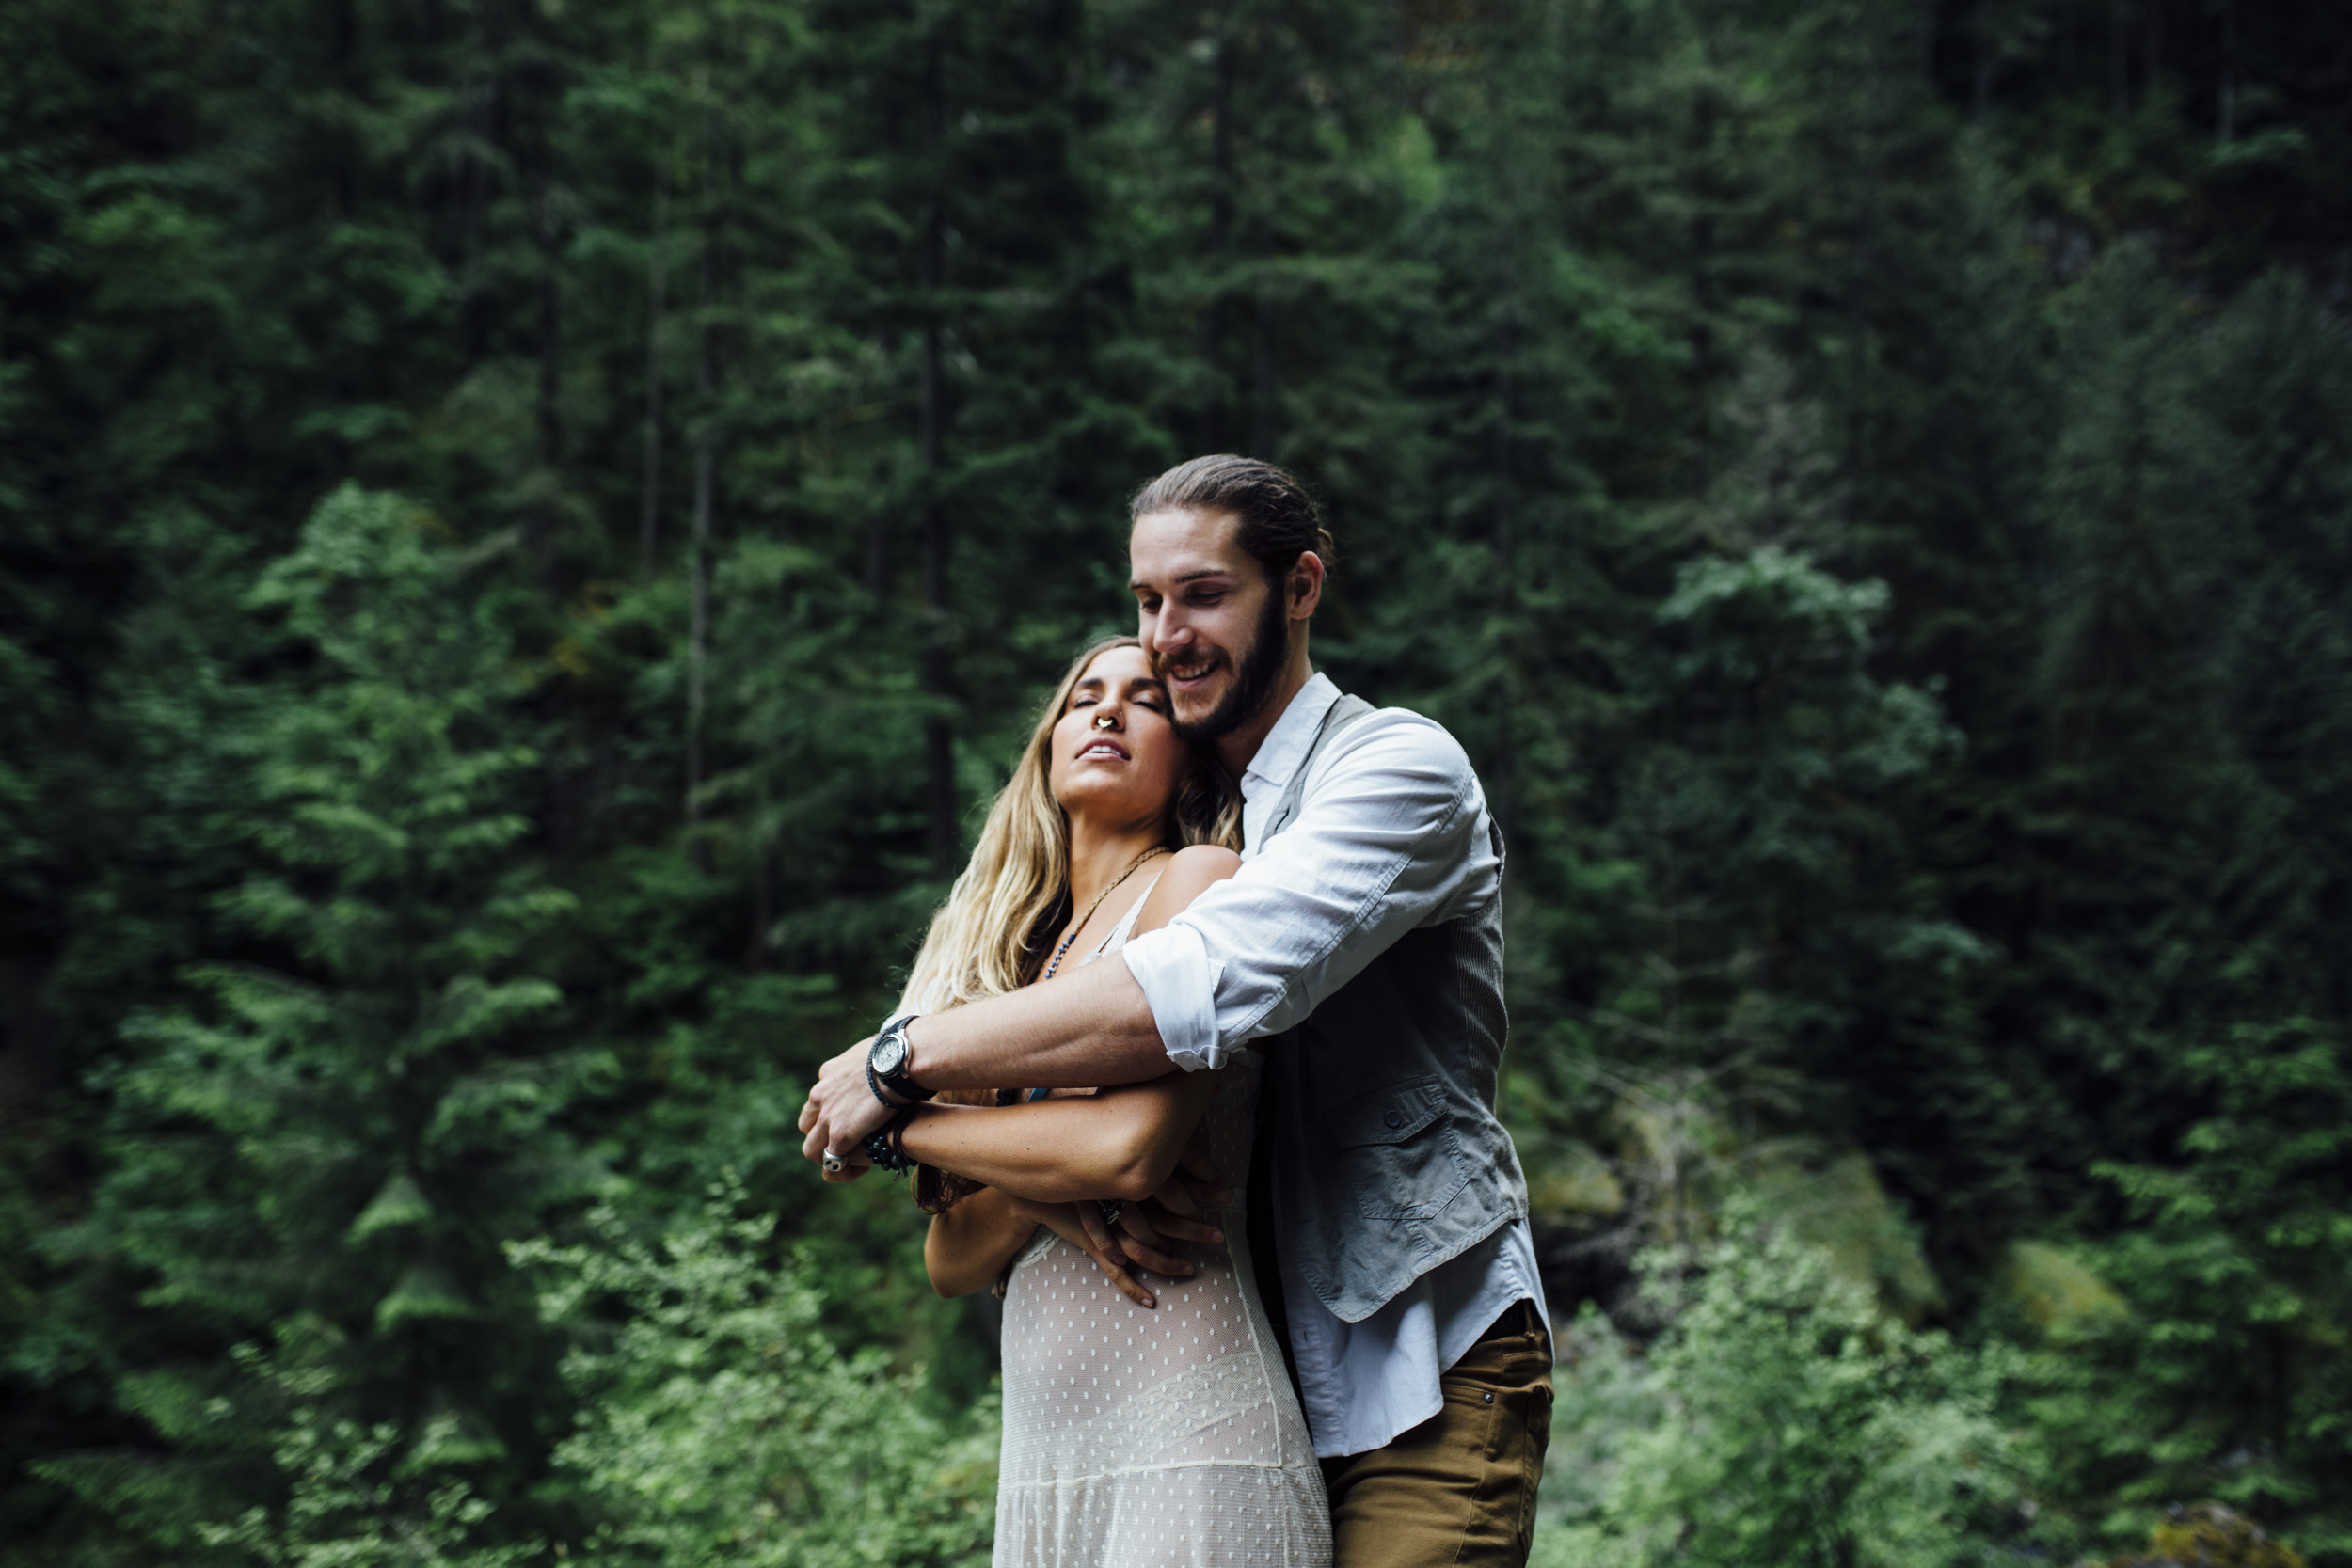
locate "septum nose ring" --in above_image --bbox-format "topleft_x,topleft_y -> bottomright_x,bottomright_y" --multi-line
1094,712 -> 1118,731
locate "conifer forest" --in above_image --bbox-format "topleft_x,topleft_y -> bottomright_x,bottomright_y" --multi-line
5,0 -> 2351,1561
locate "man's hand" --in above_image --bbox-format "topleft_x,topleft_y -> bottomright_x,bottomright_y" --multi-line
797,1037 -> 896,1180
1168,1135 -> 1232,1210
1011,1196 -> 1164,1309
1082,1199 -> 1192,1279
1094,1147 -> 1232,1272
1126,1165 -> 1227,1247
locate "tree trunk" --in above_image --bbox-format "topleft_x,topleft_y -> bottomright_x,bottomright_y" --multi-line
533,165 -> 563,590
1490,355 -> 1515,845
1689,61 -> 1717,488
640,158 -> 668,582
2111,0 -> 2131,118
687,111 -> 717,863
1199,20 -> 1237,451
2217,0 -> 2235,143
920,40 -> 956,877
1971,0 -> 1993,118
1250,290 -> 1273,457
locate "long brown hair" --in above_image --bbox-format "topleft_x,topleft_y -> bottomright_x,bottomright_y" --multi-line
895,636 -> 1242,1015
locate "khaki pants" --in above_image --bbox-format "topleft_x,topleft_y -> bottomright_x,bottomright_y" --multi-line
1319,1301 -> 1554,1568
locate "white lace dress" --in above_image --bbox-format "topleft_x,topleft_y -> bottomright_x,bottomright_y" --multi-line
992,886 -> 1330,1568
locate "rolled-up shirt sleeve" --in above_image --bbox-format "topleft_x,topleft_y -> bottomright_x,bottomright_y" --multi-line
1120,713 -> 1497,1072
1119,920 -> 1224,1072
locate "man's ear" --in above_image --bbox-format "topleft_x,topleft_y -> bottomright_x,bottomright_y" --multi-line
1287,551 -> 1326,622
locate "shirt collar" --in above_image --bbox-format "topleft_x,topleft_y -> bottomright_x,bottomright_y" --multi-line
1239,671 -> 1342,798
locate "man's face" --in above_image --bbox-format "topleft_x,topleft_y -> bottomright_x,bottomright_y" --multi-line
1129,507 -> 1291,742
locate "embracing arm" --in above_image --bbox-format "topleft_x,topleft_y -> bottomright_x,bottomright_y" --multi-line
800,845 -> 1244,1168
894,846 -> 1252,1092
907,959 -> 1169,1093
898,1069 -> 1221,1204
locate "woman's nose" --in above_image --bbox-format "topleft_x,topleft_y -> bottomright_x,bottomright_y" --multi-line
1092,701 -> 1123,732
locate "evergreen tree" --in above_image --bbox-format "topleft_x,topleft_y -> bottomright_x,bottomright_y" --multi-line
36,488 -> 599,1552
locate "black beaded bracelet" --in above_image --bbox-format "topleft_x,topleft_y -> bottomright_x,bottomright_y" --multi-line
864,1114 -> 916,1176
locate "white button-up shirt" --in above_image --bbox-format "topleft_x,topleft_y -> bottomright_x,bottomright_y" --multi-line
1120,673 -> 1547,1458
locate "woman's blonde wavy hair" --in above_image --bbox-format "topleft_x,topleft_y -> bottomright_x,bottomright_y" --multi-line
895,636 -> 1243,1017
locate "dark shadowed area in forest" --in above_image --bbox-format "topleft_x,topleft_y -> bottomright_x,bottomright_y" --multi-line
4,0 -> 2350,1562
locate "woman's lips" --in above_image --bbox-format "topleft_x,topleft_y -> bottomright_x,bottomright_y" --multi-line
1077,740 -> 1129,760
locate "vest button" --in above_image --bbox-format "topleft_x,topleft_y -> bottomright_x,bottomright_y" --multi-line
1382,1109 -> 1405,1130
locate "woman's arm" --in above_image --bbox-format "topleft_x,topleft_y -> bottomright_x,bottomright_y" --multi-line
927,1185 -> 1197,1308
924,1187 -> 1038,1298
900,1070 -> 1219,1203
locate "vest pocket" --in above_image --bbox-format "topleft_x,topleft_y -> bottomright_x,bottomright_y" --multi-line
1322,1074 -> 1470,1220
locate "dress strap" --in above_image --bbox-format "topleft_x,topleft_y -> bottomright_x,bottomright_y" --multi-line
1084,873 -> 1163,960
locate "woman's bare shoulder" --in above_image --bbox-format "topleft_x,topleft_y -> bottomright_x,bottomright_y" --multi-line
1165,842 -> 1243,887
1134,844 -> 1243,932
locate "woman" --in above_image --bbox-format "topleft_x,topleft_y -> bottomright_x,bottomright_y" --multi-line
874,635 -> 1329,1568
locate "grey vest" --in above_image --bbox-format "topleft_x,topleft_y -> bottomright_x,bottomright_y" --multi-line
1259,693 -> 1529,1323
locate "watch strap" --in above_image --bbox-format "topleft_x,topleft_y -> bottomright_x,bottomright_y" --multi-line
868,1014 -> 932,1104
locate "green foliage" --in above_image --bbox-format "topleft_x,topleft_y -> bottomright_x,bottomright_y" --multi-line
1534,1219 -> 2033,1568
6,0 -> 2352,1559
2031,1021 -> 2352,1553
194,1392 -> 532,1568
31,486 -> 599,1551
511,1191 -> 995,1568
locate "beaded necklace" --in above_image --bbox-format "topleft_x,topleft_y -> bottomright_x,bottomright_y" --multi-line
1041,846 -> 1168,982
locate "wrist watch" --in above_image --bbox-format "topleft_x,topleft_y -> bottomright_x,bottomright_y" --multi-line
866,1014 -> 932,1107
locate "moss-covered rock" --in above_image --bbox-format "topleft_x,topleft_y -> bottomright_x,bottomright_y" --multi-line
1999,1239 -> 2129,1336
2106,1502 -> 2305,1568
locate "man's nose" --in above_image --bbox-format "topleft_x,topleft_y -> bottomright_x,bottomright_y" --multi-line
1145,603 -> 1193,654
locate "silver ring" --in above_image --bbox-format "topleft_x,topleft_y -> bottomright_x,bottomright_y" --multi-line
1094,712 -> 1116,730
822,1153 -> 846,1174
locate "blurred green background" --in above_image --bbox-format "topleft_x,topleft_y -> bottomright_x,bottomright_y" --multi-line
4,0 -> 2349,1562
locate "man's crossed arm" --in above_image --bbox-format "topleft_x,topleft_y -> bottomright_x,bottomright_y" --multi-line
796,955 -> 1171,1172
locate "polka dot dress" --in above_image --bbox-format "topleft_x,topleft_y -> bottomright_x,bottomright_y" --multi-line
993,1049 -> 1329,1567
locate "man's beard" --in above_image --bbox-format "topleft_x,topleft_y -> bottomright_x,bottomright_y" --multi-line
1171,583 -> 1290,744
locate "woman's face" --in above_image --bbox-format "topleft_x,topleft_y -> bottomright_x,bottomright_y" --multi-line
1046,646 -> 1188,830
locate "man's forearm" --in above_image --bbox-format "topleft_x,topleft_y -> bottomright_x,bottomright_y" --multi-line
906,957 -> 1172,1091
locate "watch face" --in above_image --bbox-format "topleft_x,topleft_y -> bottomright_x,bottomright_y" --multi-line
873,1034 -> 907,1076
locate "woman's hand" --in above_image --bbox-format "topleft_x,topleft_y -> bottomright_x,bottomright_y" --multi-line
1009,1196 -> 1182,1309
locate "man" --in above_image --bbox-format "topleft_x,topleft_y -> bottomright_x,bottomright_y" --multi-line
799,454 -> 1551,1567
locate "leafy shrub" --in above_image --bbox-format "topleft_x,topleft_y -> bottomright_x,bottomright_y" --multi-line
196,1404 -> 533,1568
1534,1217 -> 2033,1568
511,1191 -> 997,1568
2030,1021 -> 2352,1557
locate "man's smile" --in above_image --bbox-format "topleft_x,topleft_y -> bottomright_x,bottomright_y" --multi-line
1164,653 -> 1222,691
